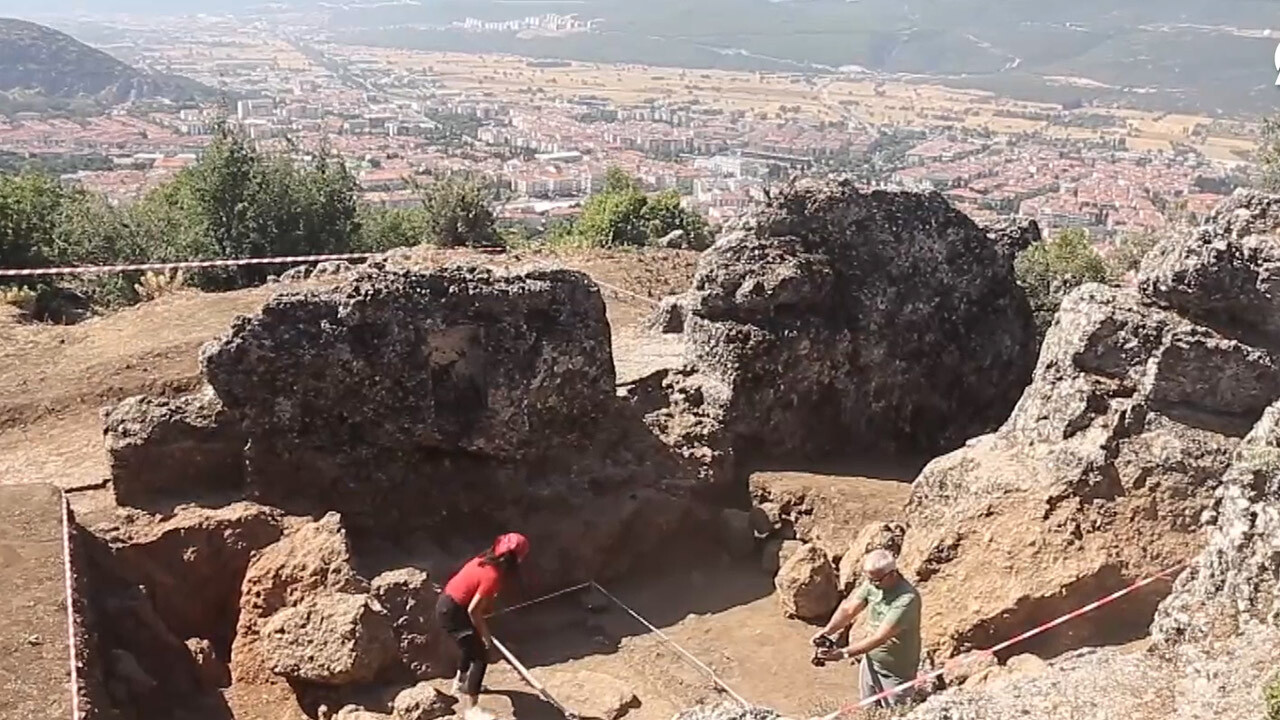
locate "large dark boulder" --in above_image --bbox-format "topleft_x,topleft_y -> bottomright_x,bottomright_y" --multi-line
677,179 -> 1038,466
198,266 -> 623,534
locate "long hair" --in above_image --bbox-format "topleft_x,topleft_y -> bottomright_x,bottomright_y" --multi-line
477,548 -> 521,578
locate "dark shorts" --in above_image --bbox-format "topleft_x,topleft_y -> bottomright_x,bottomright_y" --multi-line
436,593 -> 477,639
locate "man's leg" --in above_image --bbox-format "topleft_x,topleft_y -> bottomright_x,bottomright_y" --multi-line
860,657 -> 915,709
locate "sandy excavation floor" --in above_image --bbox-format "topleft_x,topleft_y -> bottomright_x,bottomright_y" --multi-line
0,246 -> 919,720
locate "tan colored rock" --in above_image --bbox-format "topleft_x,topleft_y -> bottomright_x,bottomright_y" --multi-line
774,543 -> 840,620
943,650 -> 998,687
185,637 -> 229,690
749,472 -> 911,560
1004,653 -> 1049,678
762,538 -> 803,577
371,567 -> 448,679
261,593 -> 398,686
335,705 -> 390,720
231,512 -> 368,684
544,670 -> 640,720
392,682 -> 452,720
95,502 -> 286,652
836,522 -> 907,593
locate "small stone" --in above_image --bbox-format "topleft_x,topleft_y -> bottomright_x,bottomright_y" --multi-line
392,682 -> 452,720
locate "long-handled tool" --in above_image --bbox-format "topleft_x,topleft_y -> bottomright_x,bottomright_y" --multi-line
490,635 -> 581,720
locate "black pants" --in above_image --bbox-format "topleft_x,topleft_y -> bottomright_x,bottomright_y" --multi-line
436,594 -> 487,697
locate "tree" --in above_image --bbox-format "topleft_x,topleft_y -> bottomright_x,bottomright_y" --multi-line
1260,117 -> 1280,192
355,203 -> 430,252
568,168 -> 709,249
414,175 -> 500,248
1014,228 -> 1110,334
0,174 -> 67,283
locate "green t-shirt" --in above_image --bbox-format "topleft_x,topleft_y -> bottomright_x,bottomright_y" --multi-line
851,576 -> 921,681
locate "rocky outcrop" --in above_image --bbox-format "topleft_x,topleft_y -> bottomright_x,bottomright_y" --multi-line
774,543 -> 840,620
260,593 -> 398,685
906,402 -> 1280,720
231,513 -> 368,684
199,266 -> 622,534
1139,189 -> 1280,352
658,179 -> 1037,475
898,191 -> 1280,670
102,385 -> 246,506
91,502 -> 286,656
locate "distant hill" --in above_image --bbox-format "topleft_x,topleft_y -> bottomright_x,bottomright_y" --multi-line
0,17 -> 212,107
327,0 -> 1280,117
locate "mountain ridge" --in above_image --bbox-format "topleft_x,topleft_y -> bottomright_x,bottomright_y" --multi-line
0,17 -> 212,107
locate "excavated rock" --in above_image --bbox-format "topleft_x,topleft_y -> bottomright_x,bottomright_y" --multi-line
260,593 -> 398,685
749,471 -> 912,563
837,522 -> 908,593
544,670 -> 641,720
370,568 -> 449,679
663,179 -> 1037,475
231,512 -> 368,684
392,682 -> 452,720
200,266 -> 620,534
905,395 -> 1280,719
91,502 -> 286,656
774,543 -> 840,620
102,385 -> 246,506
185,637 -> 230,690
900,282 -> 1268,660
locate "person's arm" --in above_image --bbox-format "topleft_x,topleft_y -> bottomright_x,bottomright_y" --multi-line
840,592 -> 915,659
468,591 -> 495,646
813,586 -> 869,640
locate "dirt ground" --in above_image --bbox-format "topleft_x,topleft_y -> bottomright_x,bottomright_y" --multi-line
0,246 -> 921,720
0,485 -> 73,720
223,546 -> 915,720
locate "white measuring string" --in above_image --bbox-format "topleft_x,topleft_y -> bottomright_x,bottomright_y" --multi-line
488,582 -> 593,618
590,580 -> 752,708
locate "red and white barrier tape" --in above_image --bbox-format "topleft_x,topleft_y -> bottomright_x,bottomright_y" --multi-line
61,494 -> 81,720
821,565 -> 1183,719
0,252 -> 378,278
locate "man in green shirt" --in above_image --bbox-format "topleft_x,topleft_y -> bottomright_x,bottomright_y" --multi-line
811,549 -> 922,708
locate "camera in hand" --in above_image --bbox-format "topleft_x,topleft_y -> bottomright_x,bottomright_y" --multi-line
810,634 -> 837,667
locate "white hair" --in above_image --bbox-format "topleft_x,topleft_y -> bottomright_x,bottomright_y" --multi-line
863,549 -> 897,574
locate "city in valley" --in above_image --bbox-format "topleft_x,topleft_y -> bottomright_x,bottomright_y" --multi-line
0,12 -> 1269,247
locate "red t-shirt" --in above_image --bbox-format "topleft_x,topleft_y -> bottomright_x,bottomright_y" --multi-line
443,557 -> 502,606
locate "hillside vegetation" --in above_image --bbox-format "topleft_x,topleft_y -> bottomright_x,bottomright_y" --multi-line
0,17 -> 210,107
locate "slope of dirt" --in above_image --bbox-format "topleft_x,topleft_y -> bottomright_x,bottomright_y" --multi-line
0,484 -> 73,720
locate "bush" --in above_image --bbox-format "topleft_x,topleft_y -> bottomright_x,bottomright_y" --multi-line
1014,228 -> 1110,335
414,175 -> 501,248
563,167 -> 709,249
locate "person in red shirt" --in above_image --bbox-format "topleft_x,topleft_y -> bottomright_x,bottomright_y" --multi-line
435,532 -> 530,720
